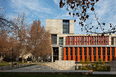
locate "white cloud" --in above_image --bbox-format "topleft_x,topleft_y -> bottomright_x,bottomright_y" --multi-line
10,0 -> 53,14
53,0 -> 60,5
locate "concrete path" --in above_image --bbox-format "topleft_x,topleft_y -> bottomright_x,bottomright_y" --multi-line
93,71 -> 116,75
1,64 -> 116,75
1,65 -> 56,72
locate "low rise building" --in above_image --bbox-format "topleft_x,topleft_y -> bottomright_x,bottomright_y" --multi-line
46,19 -> 116,62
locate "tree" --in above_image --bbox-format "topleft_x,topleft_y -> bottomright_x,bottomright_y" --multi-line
29,20 -> 52,61
12,13 -> 29,63
0,0 -> 15,31
0,29 -> 9,55
59,0 -> 116,34
0,29 -> 19,61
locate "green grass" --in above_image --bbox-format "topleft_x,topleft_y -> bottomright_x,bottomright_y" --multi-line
0,73 -> 116,77
0,62 -> 10,66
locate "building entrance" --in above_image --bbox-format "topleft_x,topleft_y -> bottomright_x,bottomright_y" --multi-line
53,47 -> 59,62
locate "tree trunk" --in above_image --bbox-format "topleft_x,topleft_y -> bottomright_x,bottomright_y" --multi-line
22,56 -> 24,63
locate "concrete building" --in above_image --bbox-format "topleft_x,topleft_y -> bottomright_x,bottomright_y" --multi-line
46,19 -> 116,62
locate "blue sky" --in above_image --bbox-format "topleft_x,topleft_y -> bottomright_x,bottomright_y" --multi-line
2,0 -> 116,34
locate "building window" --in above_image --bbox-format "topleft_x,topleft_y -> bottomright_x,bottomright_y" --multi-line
112,47 -> 115,60
107,47 -> 110,56
63,20 -> 69,34
98,47 -> 101,56
75,47 -> 77,55
71,47 -> 73,55
59,37 -> 63,45
112,47 -> 114,56
93,47 -> 96,56
66,47 -> 68,55
84,47 -> 87,56
80,47 -> 82,56
103,47 -> 105,56
51,34 -> 57,44
89,47 -> 91,56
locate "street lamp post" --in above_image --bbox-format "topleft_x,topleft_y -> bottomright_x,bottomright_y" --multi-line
12,48 -> 13,68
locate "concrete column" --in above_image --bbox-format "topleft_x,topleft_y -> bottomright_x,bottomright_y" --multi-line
59,47 -> 62,60
57,36 -> 59,45
64,36 -> 66,45
109,35 -> 111,45
52,48 -> 53,62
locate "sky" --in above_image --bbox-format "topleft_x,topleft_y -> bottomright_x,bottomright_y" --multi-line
2,0 -> 116,34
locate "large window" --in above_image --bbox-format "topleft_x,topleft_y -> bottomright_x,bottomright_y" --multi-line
63,20 -> 69,34
59,37 -> 63,45
112,47 -> 114,56
66,47 -> 68,55
103,47 -> 105,56
89,47 -> 91,56
80,47 -> 82,56
71,47 -> 73,55
84,47 -> 87,56
98,47 -> 101,56
107,47 -> 110,56
51,34 -> 57,45
75,47 -> 77,55
93,47 -> 96,56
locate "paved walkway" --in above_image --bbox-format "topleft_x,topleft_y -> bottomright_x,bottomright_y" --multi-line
1,65 -> 56,72
1,64 -> 116,75
93,71 -> 116,75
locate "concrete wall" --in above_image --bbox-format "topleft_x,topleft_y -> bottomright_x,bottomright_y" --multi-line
46,19 -> 74,35
46,19 -> 62,34
69,20 -> 74,34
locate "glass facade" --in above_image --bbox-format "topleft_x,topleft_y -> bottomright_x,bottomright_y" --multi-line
63,20 -> 69,34
59,37 -> 63,45
51,34 -> 57,45
63,47 -> 116,62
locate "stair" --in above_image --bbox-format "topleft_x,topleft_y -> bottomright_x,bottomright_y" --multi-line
46,60 -> 75,70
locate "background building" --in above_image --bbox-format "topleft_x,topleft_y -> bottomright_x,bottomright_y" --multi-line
46,19 -> 116,62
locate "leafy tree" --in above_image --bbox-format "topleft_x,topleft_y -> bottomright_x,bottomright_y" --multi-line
0,29 -> 19,61
29,20 -> 52,61
11,13 -> 29,63
0,0 -> 15,32
59,0 -> 116,34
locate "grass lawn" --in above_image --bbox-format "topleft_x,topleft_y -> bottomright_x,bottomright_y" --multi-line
0,62 -> 10,66
0,73 -> 116,77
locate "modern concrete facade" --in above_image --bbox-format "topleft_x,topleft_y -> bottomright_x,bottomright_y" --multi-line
46,19 -> 116,62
